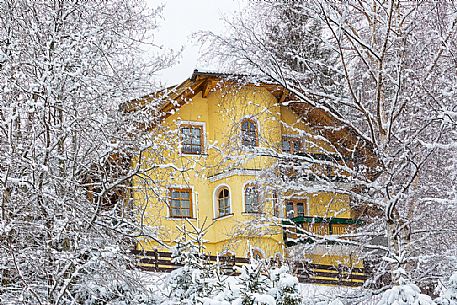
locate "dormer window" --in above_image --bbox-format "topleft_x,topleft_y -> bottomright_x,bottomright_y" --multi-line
180,124 -> 203,154
241,118 -> 258,147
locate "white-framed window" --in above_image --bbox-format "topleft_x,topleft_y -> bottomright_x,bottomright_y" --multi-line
213,184 -> 232,219
168,187 -> 193,218
244,183 -> 261,213
241,118 -> 258,147
178,121 -> 206,155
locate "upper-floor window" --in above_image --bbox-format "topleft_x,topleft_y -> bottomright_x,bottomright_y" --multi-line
282,136 -> 301,154
169,188 -> 192,218
241,118 -> 258,147
245,184 -> 261,213
272,191 -> 280,217
180,124 -> 203,154
217,188 -> 231,218
286,199 -> 307,219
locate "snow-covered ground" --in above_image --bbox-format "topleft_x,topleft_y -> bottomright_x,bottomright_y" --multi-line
139,270 -> 381,305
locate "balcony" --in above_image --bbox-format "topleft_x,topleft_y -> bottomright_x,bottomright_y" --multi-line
282,216 -> 363,247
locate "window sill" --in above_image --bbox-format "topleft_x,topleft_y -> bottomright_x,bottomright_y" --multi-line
166,217 -> 197,221
241,212 -> 265,216
241,146 -> 260,152
213,213 -> 234,221
179,152 -> 209,157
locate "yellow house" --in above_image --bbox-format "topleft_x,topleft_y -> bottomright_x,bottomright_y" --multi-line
123,70 -> 379,269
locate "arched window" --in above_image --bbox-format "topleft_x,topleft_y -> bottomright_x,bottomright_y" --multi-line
217,188 -> 230,217
245,184 -> 260,213
241,118 -> 258,147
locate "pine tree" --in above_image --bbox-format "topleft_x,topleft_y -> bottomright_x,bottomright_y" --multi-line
164,222 -> 215,304
270,266 -> 302,305
234,259 -> 275,305
261,0 -> 342,96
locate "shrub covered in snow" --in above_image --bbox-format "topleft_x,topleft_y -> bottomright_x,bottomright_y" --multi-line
221,261 -> 303,305
233,260 -> 274,305
74,278 -> 158,305
163,238 -> 215,304
72,247 -> 158,305
436,273 -> 457,305
377,280 -> 436,305
269,266 -> 302,305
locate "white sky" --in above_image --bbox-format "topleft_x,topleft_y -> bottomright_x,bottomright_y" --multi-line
152,0 -> 245,87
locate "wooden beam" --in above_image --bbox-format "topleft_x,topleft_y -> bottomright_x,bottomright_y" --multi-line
201,80 -> 215,98
278,88 -> 289,104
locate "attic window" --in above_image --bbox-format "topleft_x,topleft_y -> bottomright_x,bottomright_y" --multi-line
241,118 -> 258,147
180,124 -> 203,154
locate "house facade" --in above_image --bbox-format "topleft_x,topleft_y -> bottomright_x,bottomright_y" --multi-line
126,70 -> 379,268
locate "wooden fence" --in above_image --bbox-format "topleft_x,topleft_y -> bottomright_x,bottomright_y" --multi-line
292,262 -> 368,287
131,249 -> 249,275
131,250 -> 368,287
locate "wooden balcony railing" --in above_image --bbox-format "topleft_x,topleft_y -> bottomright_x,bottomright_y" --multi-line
282,216 -> 362,246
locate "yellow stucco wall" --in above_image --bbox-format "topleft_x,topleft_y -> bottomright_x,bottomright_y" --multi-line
133,84 -> 356,263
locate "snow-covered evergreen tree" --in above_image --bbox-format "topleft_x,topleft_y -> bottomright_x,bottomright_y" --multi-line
269,266 -> 302,305
163,224 -> 215,305
232,259 -> 275,305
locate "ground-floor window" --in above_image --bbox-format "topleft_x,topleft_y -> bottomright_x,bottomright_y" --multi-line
169,188 -> 192,218
217,188 -> 231,217
245,184 -> 261,213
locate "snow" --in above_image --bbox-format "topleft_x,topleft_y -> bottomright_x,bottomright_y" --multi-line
377,283 -> 436,305
253,293 -> 276,305
436,272 -> 457,305
329,299 -> 345,305
0,50 -> 6,63
140,270 -> 367,305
